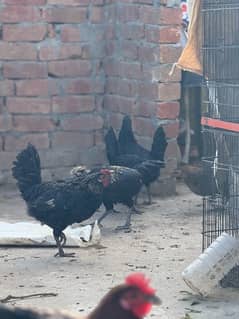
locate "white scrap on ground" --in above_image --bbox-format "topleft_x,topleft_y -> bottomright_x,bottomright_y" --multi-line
0,220 -> 100,247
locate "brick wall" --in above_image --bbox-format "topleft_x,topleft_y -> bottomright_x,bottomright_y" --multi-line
0,0 -> 181,194
104,0 -> 182,195
0,0 -> 107,185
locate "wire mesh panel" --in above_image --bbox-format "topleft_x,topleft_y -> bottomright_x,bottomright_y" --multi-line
202,0 -> 239,82
201,0 -> 239,287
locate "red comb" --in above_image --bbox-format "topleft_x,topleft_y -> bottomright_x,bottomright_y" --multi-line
100,169 -> 110,174
125,273 -> 155,295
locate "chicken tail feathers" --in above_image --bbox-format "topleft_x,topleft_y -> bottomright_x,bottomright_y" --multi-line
118,115 -> 137,153
150,127 -> 168,161
12,143 -> 42,197
104,127 -> 119,164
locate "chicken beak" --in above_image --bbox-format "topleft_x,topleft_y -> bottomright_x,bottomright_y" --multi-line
145,294 -> 162,305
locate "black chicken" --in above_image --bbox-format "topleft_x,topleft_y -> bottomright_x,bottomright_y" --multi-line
71,165 -> 143,231
12,144 -> 111,257
0,273 -> 161,319
105,123 -> 167,204
118,115 -> 168,162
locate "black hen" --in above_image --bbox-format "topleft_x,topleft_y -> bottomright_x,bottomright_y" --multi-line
12,144 -> 111,257
118,115 -> 168,162
71,165 -> 143,231
105,125 -> 167,204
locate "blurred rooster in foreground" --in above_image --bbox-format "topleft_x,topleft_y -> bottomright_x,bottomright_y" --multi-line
12,144 -> 111,257
105,116 -> 167,204
0,273 -> 161,319
71,165 -> 143,231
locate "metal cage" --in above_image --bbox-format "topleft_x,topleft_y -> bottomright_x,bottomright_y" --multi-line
201,0 -> 239,287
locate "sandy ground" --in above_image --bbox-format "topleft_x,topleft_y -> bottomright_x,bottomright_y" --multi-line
0,183 -> 239,319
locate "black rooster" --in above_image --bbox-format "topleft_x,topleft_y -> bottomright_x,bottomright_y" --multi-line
12,144 -> 111,257
105,121 -> 167,204
71,165 -> 143,231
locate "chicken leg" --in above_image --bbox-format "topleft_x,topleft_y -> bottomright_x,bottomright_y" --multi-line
115,207 -> 132,232
97,209 -> 113,227
53,230 -> 75,257
144,185 -> 152,205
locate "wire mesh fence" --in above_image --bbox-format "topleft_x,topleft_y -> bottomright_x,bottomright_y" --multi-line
201,0 -> 239,287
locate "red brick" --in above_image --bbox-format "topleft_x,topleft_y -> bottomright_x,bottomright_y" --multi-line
139,6 -> 160,24
146,26 -> 180,44
152,64 -> 181,83
94,131 -> 104,145
121,24 -> 144,40
3,62 -> 47,79
3,0 -> 46,4
104,95 -> 135,114
5,134 -> 49,151
160,7 -> 181,25
0,80 -> 14,96
105,40 -> 116,57
118,5 -> 139,22
104,59 -> 120,77
104,95 -> 120,113
0,6 -> 41,23
90,6 -> 104,24
160,45 -> 182,63
122,41 -> 138,60
92,0 -> 104,4
0,151 -> 17,170
3,24 -> 47,42
48,60 -> 91,77
163,122 -> 179,139
0,115 -> 12,132
44,7 -> 87,23
165,140 -> 178,159
119,62 -> 142,80
13,115 -> 55,132
52,132 -> 93,149
106,78 -> 138,97
64,79 -> 104,94
159,27 -> 181,44
133,0 -> 153,3
39,149 -> 83,169
61,115 -> 103,131
47,24 -> 56,39
16,79 -> 58,97
138,82 -> 158,99
133,101 -> 156,117
0,43 -> 37,60
52,96 -> 95,113
39,44 -> 82,61
61,26 -> 81,42
7,98 -> 51,114
47,0 -> 90,4
157,102 -> 180,119
133,117 -> 154,137
138,46 -> 159,63
108,113 -> 124,130
159,83 -> 181,101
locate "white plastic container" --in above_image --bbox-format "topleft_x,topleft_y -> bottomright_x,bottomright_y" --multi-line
182,232 -> 239,296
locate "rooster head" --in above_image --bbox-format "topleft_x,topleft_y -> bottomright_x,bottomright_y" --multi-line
119,273 -> 161,318
98,169 -> 112,187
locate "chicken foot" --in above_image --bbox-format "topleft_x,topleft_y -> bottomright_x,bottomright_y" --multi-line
53,231 -> 75,257
144,185 -> 152,205
115,207 -> 132,232
132,205 -> 143,214
97,209 -> 113,227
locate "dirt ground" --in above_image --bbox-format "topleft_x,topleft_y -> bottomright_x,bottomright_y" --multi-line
0,183 -> 239,319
